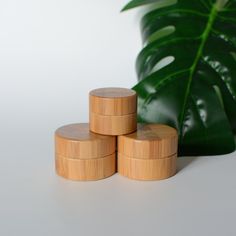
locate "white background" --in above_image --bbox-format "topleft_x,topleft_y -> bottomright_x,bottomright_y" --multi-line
0,0 -> 236,235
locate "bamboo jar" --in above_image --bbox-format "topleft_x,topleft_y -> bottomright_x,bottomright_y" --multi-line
55,123 -> 116,181
89,87 -> 137,135
118,124 -> 178,180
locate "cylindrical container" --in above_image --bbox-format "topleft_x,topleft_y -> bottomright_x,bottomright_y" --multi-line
89,87 -> 137,135
55,123 -> 116,181
118,124 -> 178,180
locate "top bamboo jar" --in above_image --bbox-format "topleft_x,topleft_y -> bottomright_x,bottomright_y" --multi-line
89,87 -> 137,135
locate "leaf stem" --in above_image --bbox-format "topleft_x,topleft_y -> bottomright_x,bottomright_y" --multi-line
179,2 -> 219,140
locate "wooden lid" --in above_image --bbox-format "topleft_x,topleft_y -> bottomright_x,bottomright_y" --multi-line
118,124 -> 178,159
89,87 -> 137,115
55,123 -> 116,159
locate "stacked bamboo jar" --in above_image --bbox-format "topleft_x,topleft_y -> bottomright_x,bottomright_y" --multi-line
55,87 -> 178,181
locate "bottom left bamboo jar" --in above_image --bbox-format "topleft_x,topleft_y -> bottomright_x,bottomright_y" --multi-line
55,123 -> 116,181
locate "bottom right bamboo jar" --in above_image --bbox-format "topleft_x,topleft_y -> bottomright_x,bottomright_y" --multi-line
117,124 -> 178,181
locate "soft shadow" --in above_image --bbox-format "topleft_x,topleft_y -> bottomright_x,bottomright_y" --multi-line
177,156 -> 199,173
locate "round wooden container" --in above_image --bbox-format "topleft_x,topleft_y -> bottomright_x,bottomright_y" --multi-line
118,124 -> 178,180
55,123 -> 116,181
89,87 -> 137,135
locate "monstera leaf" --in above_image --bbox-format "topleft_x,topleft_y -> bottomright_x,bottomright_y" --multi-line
123,0 -> 236,156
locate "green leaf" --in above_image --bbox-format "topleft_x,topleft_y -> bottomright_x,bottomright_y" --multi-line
121,0 -> 177,12
122,0 -> 161,11
125,0 -> 236,155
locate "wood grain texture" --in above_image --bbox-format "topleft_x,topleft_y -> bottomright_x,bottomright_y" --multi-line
89,112 -> 137,135
118,153 -> 177,180
89,87 -> 137,115
118,124 -> 178,159
55,153 -> 116,181
55,123 -> 116,159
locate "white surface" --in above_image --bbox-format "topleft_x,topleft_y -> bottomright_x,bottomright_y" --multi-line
1,1 -> 236,236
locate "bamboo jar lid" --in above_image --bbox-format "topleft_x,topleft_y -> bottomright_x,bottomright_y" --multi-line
55,123 -> 116,180
89,87 -> 137,135
90,87 -> 137,115
118,124 -> 178,159
117,124 -> 178,180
